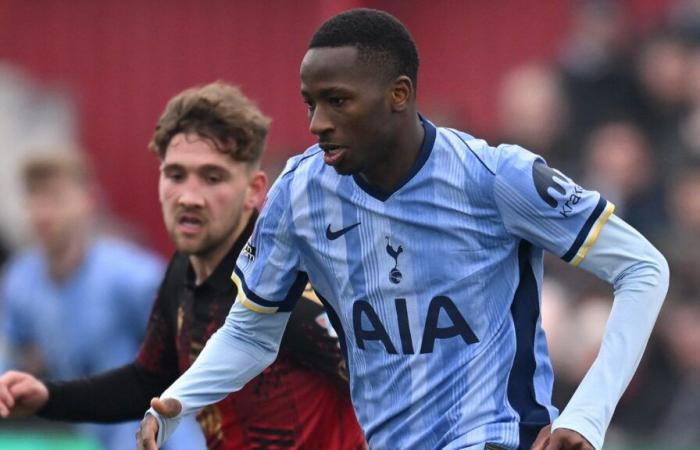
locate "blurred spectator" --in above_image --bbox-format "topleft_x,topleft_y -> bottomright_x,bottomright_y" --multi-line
636,29 -> 693,165
558,0 -> 646,157
497,64 -> 574,172
659,164 -> 700,297
582,121 -> 667,240
654,301 -> 700,446
0,151 -> 168,450
0,63 -> 77,248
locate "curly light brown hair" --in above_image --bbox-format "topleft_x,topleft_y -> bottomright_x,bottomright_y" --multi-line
149,81 -> 271,166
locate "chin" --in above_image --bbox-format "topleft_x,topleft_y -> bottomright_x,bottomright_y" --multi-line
332,161 -> 361,176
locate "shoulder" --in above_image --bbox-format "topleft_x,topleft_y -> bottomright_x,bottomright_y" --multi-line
1,247 -> 43,289
264,146 -> 328,209
435,128 -> 538,177
278,146 -> 326,180
92,237 -> 165,274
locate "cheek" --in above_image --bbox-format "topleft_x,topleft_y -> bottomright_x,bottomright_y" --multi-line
158,180 -> 176,204
212,185 -> 245,217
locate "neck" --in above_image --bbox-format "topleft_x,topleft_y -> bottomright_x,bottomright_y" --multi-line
46,232 -> 87,282
360,113 -> 424,193
189,209 -> 252,285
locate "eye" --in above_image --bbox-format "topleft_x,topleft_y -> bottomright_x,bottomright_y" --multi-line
205,174 -> 222,185
164,169 -> 184,182
303,99 -> 316,113
328,97 -> 345,107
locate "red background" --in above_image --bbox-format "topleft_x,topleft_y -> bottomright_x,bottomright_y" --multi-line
0,0 -> 672,254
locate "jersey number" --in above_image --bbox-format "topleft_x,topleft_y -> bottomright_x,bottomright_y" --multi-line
353,296 -> 478,354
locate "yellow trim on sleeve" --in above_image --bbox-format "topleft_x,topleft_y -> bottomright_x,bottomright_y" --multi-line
571,202 -> 615,267
231,273 -> 278,314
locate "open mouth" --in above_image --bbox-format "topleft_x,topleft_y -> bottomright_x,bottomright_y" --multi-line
319,143 -> 347,166
177,213 -> 204,234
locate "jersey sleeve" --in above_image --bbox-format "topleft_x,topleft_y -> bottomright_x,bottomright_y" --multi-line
492,145 -> 615,266
233,172 -> 307,314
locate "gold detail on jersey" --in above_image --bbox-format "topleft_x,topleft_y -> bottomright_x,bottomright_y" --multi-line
572,202 -> 616,267
231,273 -> 278,314
176,305 -> 184,335
303,282 -> 322,305
197,405 -> 224,445
189,341 -> 204,364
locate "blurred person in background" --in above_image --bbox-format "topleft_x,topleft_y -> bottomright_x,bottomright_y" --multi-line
582,121 -> 667,241
636,29 -> 693,160
654,299 -> 700,446
659,164 -> 700,295
558,0 -> 646,151
0,151 -> 180,450
0,82 -> 365,450
497,64 -> 575,174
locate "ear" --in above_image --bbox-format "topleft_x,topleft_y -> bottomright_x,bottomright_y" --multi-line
389,76 -> 413,112
244,170 -> 269,211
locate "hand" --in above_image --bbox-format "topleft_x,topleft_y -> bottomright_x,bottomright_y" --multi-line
135,397 -> 182,450
0,370 -> 49,418
531,425 -> 595,450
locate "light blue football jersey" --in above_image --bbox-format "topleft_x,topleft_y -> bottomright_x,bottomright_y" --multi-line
234,117 -> 614,450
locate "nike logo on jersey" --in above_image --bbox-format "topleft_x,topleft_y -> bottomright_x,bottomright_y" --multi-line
326,222 -> 361,240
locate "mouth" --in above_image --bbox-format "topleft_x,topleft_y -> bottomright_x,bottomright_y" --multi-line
319,143 -> 347,166
176,213 -> 205,235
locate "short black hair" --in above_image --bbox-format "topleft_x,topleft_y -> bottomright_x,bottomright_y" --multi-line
309,8 -> 419,89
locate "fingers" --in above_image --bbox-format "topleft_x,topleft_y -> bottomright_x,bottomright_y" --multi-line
546,428 -> 595,450
136,415 -> 159,450
150,397 -> 182,418
0,372 -> 21,418
531,424 -> 551,450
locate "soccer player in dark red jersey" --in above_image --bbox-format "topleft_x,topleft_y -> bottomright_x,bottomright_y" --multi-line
0,82 -> 365,450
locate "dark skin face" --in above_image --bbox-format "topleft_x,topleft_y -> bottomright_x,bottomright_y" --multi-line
300,46 -> 424,193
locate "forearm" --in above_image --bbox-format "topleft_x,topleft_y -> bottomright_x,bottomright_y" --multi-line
39,362 -> 172,423
152,301 -> 289,445
553,215 -> 669,449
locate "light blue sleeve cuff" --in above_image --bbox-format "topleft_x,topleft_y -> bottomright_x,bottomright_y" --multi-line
145,408 -> 182,447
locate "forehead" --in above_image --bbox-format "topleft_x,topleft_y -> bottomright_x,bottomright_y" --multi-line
163,133 -> 236,169
300,46 -> 374,92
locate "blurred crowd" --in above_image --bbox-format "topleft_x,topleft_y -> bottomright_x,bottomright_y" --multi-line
0,1 -> 698,449
494,0 -> 700,448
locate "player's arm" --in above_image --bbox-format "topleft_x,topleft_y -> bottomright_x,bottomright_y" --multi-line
546,214 -> 668,450
0,362 -> 172,421
489,145 -> 668,449
142,299 -> 291,448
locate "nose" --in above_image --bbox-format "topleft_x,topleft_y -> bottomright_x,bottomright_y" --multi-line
177,178 -> 205,208
309,105 -> 333,137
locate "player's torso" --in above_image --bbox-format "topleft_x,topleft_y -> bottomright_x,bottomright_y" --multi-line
287,129 -> 535,448
168,258 -> 364,450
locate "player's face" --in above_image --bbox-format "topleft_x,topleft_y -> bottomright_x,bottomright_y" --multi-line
300,46 -> 397,176
159,133 -> 255,258
27,175 -> 93,251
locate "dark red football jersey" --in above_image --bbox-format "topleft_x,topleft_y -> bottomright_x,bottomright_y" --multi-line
136,220 -> 365,450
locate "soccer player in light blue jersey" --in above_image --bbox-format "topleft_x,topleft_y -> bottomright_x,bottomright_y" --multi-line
138,9 -> 669,450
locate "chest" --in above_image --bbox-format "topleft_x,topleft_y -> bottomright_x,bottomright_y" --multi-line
173,284 -> 235,370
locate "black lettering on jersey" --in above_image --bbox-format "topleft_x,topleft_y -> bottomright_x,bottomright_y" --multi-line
532,159 -> 567,208
353,300 -> 398,354
420,296 -> 479,354
353,296 -> 478,355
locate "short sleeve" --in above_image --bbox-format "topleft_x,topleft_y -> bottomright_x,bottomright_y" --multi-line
233,173 -> 307,313
493,145 -> 615,266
